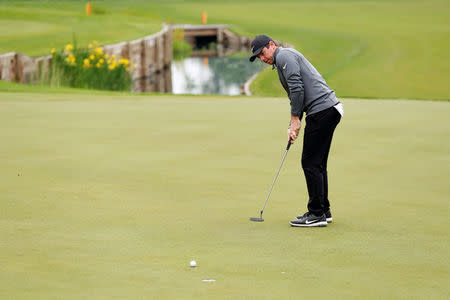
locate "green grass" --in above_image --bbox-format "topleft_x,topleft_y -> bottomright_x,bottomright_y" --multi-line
1,0 -> 449,100
0,1 -> 162,56
0,91 -> 449,298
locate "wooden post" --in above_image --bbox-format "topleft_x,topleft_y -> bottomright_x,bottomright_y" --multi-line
35,55 -> 52,83
0,52 -> 17,82
129,38 -> 144,92
156,70 -> 165,93
163,26 -> 173,66
217,27 -> 224,56
155,34 -> 164,72
143,37 -> 157,92
16,53 -> 36,84
164,67 -> 172,93
143,37 -> 156,78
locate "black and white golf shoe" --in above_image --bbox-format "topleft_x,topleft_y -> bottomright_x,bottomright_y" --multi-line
297,209 -> 332,223
290,212 -> 327,227
325,210 -> 332,223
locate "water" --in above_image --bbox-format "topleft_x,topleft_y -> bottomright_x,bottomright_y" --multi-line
171,56 -> 266,95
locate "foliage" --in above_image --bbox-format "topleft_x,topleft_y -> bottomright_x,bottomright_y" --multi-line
172,28 -> 192,60
47,41 -> 132,91
173,40 -> 192,61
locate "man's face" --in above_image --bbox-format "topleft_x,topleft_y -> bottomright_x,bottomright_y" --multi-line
257,41 -> 276,65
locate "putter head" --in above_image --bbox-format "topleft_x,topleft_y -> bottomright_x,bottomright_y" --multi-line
249,211 -> 264,222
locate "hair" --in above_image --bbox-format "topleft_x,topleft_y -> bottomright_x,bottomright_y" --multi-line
266,41 -> 277,48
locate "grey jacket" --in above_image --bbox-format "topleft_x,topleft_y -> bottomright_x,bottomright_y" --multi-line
273,47 -> 339,118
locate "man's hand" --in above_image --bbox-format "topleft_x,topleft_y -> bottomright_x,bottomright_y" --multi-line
289,115 -> 301,142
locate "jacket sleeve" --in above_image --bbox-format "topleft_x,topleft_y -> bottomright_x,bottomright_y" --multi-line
278,53 -> 304,117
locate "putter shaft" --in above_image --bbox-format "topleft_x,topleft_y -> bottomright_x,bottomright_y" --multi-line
250,138 -> 292,222
259,147 -> 289,215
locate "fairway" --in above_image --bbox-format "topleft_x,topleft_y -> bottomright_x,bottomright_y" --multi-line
0,93 -> 449,298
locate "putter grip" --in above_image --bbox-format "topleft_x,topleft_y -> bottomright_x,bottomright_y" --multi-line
286,138 -> 293,150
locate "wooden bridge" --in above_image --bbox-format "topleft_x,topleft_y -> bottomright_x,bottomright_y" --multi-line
173,24 -> 251,57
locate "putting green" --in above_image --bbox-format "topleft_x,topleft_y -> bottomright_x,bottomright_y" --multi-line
0,92 -> 448,298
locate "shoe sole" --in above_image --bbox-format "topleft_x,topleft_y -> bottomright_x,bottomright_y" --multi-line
289,221 -> 328,227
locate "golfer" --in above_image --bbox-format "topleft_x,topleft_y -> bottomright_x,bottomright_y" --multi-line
250,35 -> 343,227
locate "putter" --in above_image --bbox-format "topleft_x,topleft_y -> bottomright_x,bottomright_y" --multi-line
250,138 -> 293,222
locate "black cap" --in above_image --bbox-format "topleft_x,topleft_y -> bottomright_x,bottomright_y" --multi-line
249,35 -> 274,62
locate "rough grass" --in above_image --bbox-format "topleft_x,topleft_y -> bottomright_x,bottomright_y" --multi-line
0,91 -> 449,298
0,0 -> 449,100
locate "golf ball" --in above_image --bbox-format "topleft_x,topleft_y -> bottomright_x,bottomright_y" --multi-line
190,260 -> 197,267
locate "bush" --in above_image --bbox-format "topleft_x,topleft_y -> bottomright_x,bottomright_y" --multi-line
173,40 -> 192,61
172,28 -> 192,61
48,41 -> 132,91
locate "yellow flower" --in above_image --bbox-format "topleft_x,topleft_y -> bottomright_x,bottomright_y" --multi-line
88,44 -> 94,50
65,44 -> 74,53
51,48 -> 56,54
83,58 -> 91,68
96,63 -> 101,68
108,59 -> 117,70
94,47 -> 103,56
105,54 -> 109,59
65,54 -> 76,66
89,54 -> 95,60
99,58 -> 104,64
126,66 -> 130,72
118,58 -> 129,66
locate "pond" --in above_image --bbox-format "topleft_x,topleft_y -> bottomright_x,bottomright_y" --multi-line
171,56 -> 266,96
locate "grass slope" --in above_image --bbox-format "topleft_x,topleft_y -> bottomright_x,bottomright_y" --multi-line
0,92 -> 449,298
1,0 -> 449,100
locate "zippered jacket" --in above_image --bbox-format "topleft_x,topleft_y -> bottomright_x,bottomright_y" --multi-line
273,47 -> 339,118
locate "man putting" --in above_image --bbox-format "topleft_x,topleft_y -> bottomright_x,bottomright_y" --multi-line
249,35 -> 343,227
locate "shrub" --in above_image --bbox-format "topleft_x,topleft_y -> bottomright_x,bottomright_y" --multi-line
173,41 -> 192,61
48,41 -> 132,91
172,28 -> 192,61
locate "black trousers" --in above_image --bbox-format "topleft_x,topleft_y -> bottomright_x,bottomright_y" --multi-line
301,106 -> 341,216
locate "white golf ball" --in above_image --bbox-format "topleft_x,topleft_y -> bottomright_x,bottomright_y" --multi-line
190,260 -> 197,267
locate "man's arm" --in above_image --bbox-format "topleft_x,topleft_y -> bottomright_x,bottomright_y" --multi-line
278,53 -> 303,142
279,53 -> 304,118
